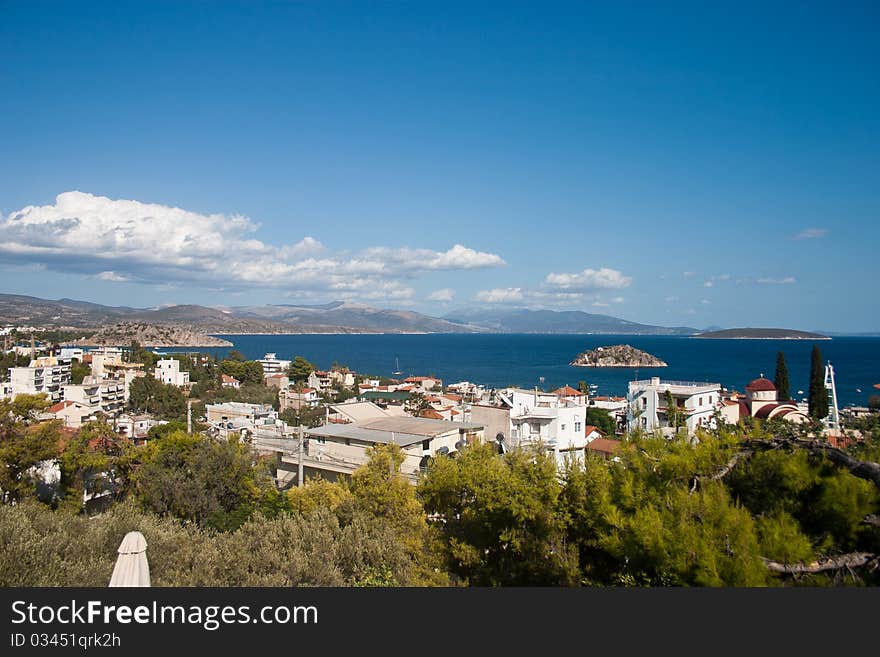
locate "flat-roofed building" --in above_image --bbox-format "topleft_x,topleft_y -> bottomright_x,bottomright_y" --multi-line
627,377 -> 721,436
9,356 -> 71,402
279,416 -> 485,484
154,358 -> 190,387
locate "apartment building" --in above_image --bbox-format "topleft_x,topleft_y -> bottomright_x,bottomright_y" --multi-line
627,377 -> 722,436
8,356 -> 71,402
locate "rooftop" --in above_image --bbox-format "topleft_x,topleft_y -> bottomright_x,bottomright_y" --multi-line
307,416 -> 484,447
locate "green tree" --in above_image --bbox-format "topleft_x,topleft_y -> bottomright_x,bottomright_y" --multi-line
868,395 -> 880,412
128,376 -> 187,421
0,395 -> 61,502
808,345 -> 829,421
404,391 -> 431,417
132,430 -> 268,528
664,389 -> 685,432
346,444 -> 447,586
58,421 -> 133,510
585,406 -> 616,435
226,349 -> 246,362
774,351 -> 790,401
287,356 -> 316,383
419,443 -> 579,585
69,359 -> 91,384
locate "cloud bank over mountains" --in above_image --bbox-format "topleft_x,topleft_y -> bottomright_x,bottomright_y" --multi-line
0,191 -> 505,301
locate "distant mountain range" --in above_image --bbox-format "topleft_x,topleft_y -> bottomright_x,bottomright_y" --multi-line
442,308 -> 698,335
0,293 -> 725,336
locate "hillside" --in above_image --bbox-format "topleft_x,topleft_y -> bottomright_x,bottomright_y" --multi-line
73,322 -> 233,347
0,293 -> 480,334
231,301 -> 483,333
444,308 -> 697,335
694,328 -> 830,340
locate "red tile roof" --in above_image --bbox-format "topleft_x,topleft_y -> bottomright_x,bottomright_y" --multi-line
584,425 -> 604,436
48,400 -> 77,413
419,409 -> 445,420
746,377 -> 776,392
553,385 -> 585,396
585,438 -> 622,455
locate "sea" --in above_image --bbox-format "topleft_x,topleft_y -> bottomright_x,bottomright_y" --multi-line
174,334 -> 880,409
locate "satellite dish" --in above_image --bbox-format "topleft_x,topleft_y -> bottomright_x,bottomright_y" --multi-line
437,446 -> 450,456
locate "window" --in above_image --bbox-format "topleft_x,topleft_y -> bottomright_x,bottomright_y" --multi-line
575,422 -> 582,432
561,424 -> 566,431
422,439 -> 430,450
699,397 -> 703,406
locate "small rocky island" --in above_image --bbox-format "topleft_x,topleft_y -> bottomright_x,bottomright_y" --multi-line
570,344 -> 667,368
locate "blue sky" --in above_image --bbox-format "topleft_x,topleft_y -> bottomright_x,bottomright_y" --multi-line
1,1 -> 877,331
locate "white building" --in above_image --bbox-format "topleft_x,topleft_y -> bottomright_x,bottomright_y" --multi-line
471,386 -> 588,463
206,401 -> 279,426
46,400 -> 96,428
62,377 -> 126,418
8,356 -> 71,403
154,358 -> 190,387
257,353 -> 291,376
627,377 -> 721,436
59,347 -> 85,362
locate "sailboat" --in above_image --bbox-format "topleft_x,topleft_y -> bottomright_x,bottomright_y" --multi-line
392,357 -> 402,376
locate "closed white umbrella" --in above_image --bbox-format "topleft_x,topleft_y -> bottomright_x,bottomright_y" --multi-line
108,531 -> 151,587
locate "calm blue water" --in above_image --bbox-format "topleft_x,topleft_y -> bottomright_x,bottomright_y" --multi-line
189,334 -> 880,408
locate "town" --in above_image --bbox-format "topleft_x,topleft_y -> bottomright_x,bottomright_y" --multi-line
1,328 -> 869,494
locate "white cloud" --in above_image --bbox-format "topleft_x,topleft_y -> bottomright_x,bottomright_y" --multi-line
611,296 -> 625,304
592,301 -> 609,308
755,276 -> 797,285
94,271 -> 129,282
682,271 -> 697,278
0,192 -> 506,302
427,288 -> 455,302
544,267 -> 632,290
703,280 -> 714,288
700,299 -> 711,305
792,228 -> 828,240
664,295 -> 679,303
475,288 -> 524,303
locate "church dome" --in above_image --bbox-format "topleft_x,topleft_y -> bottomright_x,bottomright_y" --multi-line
745,377 -> 776,392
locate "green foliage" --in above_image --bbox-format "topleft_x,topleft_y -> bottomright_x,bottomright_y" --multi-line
219,359 -> 265,386
0,351 -> 31,382
404,391 -> 431,416
287,356 -> 316,383
868,396 -> 880,412
132,430 -> 268,528
279,405 -> 325,428
774,351 -> 790,401
0,395 -> 60,502
57,421 -> 134,510
0,501 -> 427,586
559,432 -> 772,586
419,443 -> 579,585
69,358 -> 91,384
808,345 -> 829,420
128,376 -> 187,421
146,421 -> 186,441
346,444 -> 448,585
226,349 -> 246,362
585,406 -> 617,435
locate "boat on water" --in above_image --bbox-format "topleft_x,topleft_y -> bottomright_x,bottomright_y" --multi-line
392,357 -> 402,375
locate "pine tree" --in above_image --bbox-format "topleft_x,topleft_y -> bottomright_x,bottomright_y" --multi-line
774,351 -> 790,401
808,345 -> 829,420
